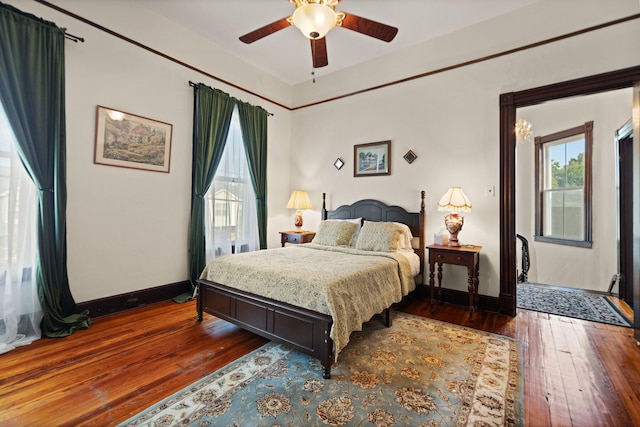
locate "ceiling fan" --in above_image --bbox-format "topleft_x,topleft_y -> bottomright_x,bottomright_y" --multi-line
239,0 -> 398,69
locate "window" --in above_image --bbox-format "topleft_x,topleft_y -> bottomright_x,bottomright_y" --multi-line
534,121 -> 593,247
0,101 -> 41,354
204,107 -> 259,261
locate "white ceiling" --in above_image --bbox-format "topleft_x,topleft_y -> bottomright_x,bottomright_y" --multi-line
136,0 -> 541,86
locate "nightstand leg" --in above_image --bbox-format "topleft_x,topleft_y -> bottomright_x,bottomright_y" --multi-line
467,268 -> 475,321
436,263 -> 443,304
474,263 -> 480,312
429,263 -> 435,313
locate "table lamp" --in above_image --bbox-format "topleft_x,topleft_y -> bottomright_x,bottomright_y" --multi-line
286,190 -> 313,229
437,186 -> 472,246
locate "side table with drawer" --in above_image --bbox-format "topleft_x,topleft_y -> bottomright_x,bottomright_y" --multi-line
427,244 -> 482,321
279,230 -> 316,247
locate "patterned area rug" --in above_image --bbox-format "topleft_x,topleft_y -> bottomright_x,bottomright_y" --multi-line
517,283 -> 632,327
119,312 -> 523,426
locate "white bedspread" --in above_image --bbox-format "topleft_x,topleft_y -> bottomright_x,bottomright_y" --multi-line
199,243 -> 417,357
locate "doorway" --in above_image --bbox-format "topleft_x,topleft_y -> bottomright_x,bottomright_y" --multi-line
617,119 -> 634,308
498,66 -> 640,343
514,90 -> 629,296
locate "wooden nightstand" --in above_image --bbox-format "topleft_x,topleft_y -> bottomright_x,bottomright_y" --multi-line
427,244 -> 482,321
280,230 -> 316,247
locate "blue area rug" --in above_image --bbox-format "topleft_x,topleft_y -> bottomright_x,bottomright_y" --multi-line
517,282 -> 632,327
118,312 -> 524,426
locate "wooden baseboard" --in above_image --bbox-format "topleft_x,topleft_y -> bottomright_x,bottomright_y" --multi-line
499,291 -> 516,316
437,287 -> 500,313
78,281 -> 501,320
413,284 -> 500,313
77,280 -> 192,318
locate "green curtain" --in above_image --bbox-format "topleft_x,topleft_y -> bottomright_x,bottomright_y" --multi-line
237,101 -> 268,249
188,84 -> 235,287
0,3 -> 91,337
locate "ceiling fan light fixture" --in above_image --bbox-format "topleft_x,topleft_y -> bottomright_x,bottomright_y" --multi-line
292,3 -> 337,39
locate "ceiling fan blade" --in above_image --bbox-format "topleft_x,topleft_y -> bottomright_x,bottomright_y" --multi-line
341,14 -> 398,42
311,37 -> 328,68
239,18 -> 291,44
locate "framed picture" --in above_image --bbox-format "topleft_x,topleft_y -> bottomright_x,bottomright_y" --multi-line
94,106 -> 173,173
354,140 -> 391,177
403,150 -> 417,164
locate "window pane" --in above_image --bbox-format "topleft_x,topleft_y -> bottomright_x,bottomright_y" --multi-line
545,143 -> 565,190
563,139 -> 584,188
544,136 -> 584,190
563,189 -> 584,239
543,191 -> 561,236
543,189 -> 584,240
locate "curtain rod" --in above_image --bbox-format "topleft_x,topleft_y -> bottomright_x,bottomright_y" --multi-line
64,32 -> 84,43
189,81 -> 274,116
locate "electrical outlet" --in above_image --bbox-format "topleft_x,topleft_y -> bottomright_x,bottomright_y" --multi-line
485,185 -> 495,197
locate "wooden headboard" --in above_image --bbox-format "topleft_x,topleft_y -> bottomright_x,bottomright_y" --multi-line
321,191 -> 426,276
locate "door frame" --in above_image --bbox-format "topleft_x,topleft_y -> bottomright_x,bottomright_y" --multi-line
498,65 -> 640,317
616,120 -> 633,307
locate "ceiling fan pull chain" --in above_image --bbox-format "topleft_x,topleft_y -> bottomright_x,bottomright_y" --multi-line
311,36 -> 317,83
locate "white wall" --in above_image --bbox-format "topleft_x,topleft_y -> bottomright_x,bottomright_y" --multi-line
516,89 -> 632,291
292,0 -> 640,106
4,0 -> 639,302
4,0 -> 294,302
289,0 -> 640,297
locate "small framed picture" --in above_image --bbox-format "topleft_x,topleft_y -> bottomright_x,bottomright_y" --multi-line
334,158 -> 344,170
354,140 -> 391,177
403,150 -> 417,164
94,106 -> 173,173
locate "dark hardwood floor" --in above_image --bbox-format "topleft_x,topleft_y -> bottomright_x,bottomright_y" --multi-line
1,295 -> 639,426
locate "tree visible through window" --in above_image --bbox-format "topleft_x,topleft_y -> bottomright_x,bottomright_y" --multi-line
535,121 -> 593,247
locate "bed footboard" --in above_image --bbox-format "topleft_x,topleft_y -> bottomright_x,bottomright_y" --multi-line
197,279 -> 335,379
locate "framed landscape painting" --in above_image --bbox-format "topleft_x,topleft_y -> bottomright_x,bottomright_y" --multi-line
354,140 -> 391,177
94,106 -> 173,173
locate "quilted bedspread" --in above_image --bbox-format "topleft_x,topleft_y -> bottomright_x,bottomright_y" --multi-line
199,243 -> 417,356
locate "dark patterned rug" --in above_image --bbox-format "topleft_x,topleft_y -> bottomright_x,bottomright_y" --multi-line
119,312 -> 524,426
517,282 -> 632,327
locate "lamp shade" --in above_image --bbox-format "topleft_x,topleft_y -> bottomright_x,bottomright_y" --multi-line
291,3 -> 338,39
437,187 -> 472,213
286,190 -> 313,210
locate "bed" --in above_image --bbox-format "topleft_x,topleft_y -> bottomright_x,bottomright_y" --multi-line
196,191 -> 426,378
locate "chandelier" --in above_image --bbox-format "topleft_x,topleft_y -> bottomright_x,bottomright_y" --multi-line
515,118 -> 533,144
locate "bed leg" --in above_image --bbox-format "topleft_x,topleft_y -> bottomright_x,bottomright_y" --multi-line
196,283 -> 203,322
383,308 -> 392,327
322,365 -> 331,379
